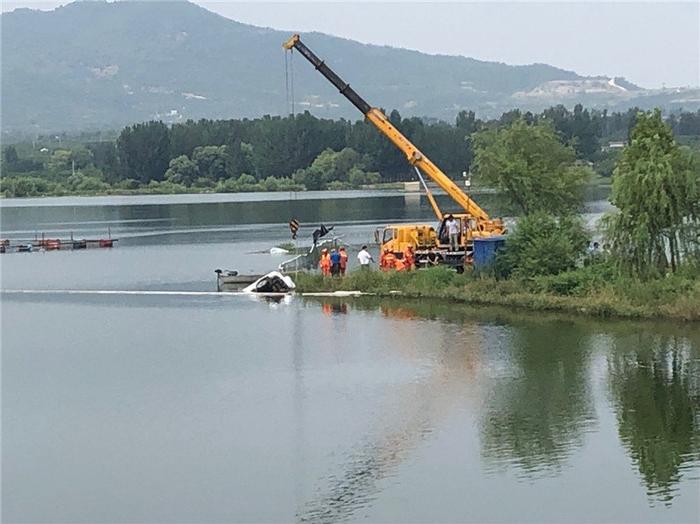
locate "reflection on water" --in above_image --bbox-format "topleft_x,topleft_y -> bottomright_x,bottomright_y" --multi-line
309,297 -> 699,513
480,319 -> 596,477
299,299 -> 482,523
3,292 -> 698,522
0,190 -> 611,241
0,192 -> 484,240
8,191 -> 697,523
608,331 -> 700,504
298,387 -> 434,523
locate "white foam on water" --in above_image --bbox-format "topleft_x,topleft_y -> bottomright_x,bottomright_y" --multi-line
1,289 -> 368,297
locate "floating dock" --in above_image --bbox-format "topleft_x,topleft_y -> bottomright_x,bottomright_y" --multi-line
0,233 -> 117,254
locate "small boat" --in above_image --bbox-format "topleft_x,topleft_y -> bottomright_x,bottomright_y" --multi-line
214,270 -> 264,292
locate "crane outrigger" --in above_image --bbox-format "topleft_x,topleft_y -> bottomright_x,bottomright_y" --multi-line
283,34 -> 505,268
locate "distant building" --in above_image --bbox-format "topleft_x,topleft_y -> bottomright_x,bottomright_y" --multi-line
602,141 -> 626,151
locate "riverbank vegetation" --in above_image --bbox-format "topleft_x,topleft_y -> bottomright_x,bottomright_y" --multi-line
2,106 -> 699,197
295,263 -> 700,321
297,110 -> 700,321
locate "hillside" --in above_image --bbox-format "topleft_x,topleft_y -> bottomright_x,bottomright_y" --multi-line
1,1 -> 696,134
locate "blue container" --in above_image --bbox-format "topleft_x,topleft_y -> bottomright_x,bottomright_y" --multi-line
473,236 -> 506,268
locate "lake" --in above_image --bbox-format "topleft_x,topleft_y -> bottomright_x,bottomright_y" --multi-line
2,191 -> 698,523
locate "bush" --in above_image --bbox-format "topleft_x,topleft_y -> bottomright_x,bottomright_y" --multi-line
146,180 -> 188,194
326,180 -> 351,190
1,176 -> 68,197
215,177 -> 239,193
531,260 -> 616,296
497,211 -> 590,278
237,173 -> 259,192
261,176 -> 280,192
214,175 -> 301,193
8,177 -> 37,197
348,167 -> 381,187
293,167 -> 324,190
276,177 -> 304,191
117,178 -> 140,190
192,177 -> 215,189
66,173 -> 110,192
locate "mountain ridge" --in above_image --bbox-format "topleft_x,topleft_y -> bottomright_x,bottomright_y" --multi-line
2,0 -> 696,134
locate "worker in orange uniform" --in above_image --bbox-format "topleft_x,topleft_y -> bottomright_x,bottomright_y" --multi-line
394,256 -> 407,272
338,247 -> 349,276
380,249 -> 397,271
319,248 -> 331,276
379,249 -> 388,270
402,245 -> 415,271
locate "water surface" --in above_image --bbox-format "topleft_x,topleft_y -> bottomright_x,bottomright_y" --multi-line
3,192 -> 697,524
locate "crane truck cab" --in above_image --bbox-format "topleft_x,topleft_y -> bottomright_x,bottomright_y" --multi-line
376,224 -> 438,254
376,214 -> 506,270
375,217 -> 478,271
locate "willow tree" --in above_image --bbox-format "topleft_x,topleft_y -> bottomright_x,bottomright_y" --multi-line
603,109 -> 699,276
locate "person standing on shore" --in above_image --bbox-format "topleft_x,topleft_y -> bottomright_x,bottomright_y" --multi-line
403,245 -> 415,271
319,248 -> 331,276
330,248 -> 342,277
381,250 -> 397,271
357,245 -> 373,270
339,247 -> 349,276
394,256 -> 406,272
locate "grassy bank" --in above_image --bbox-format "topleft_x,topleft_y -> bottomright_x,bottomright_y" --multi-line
294,266 -> 700,321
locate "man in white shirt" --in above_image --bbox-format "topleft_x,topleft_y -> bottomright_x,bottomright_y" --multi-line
357,245 -> 374,269
445,214 -> 460,251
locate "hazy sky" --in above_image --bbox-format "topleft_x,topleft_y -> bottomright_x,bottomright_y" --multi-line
3,1 -> 699,88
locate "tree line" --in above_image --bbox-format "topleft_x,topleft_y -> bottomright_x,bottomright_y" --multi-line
2,106 -> 700,197
471,109 -> 699,280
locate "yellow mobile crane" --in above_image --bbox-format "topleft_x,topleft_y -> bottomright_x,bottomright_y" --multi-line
283,34 -> 505,268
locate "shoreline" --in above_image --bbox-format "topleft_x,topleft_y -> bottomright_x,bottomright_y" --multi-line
0,179 -> 609,204
293,269 -> 700,322
0,187 -> 411,208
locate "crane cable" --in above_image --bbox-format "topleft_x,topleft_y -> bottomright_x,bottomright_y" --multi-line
284,49 -> 296,116
290,49 -> 295,116
284,50 -> 290,115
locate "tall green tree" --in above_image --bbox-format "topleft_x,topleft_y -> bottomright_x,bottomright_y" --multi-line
3,145 -> 19,166
117,121 -> 171,183
603,109 -> 700,276
472,118 -> 592,216
455,110 -> 481,134
164,155 -> 199,186
192,145 -> 230,180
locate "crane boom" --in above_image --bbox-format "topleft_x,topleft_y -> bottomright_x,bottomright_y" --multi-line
283,34 -> 493,223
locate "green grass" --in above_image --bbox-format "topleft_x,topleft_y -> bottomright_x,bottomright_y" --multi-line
294,266 -> 700,321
